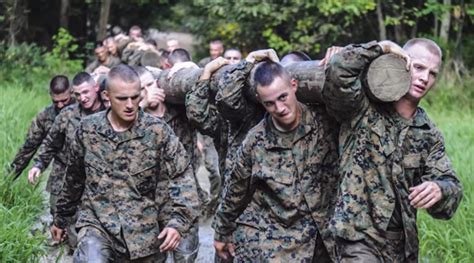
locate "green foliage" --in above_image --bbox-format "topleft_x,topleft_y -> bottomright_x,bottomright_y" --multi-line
0,28 -> 82,88
0,84 -> 50,262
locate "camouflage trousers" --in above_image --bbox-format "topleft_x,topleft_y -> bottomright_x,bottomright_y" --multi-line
336,231 -> 405,263
74,226 -> 166,263
166,224 -> 199,263
230,223 -> 332,263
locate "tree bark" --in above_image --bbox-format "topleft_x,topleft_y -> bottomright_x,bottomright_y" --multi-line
158,56 -> 411,105
439,0 -> 451,42
59,0 -> 70,29
97,0 -> 112,41
7,0 -> 27,47
376,0 -> 387,40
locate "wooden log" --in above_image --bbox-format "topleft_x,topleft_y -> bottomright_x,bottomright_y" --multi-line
158,54 -> 410,104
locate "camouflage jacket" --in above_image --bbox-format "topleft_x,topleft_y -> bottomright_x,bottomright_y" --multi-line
213,103 -> 340,261
215,60 -> 265,180
54,109 -> 199,259
155,104 -> 201,225
85,56 -> 121,73
185,79 -> 229,174
33,103 -> 105,194
323,42 -> 463,261
10,104 -> 59,178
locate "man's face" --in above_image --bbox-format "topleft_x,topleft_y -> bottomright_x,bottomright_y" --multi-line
405,44 -> 441,102
105,78 -> 142,125
95,47 -> 108,62
224,50 -> 242,65
209,43 -> 224,59
51,91 -> 73,110
167,40 -> 179,52
257,76 -> 300,131
129,29 -> 142,41
104,39 -> 117,55
73,81 -> 99,110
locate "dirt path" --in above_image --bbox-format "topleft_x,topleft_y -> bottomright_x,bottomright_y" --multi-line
40,166 -> 216,262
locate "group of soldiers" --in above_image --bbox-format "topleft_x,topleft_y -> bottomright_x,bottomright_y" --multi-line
8,24 -> 463,263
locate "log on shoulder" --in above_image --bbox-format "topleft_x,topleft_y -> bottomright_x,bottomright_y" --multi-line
158,54 -> 410,104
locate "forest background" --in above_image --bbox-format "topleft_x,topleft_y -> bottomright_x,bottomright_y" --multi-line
0,0 -> 473,262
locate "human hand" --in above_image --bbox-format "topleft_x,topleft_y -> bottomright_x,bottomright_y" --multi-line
245,49 -> 280,64
214,241 -> 235,260
378,40 -> 410,70
409,181 -> 442,209
28,167 -> 41,185
168,61 -> 199,80
147,87 -> 166,108
200,57 -> 229,80
50,225 -> 67,242
92,65 -> 110,75
158,227 -> 181,252
319,46 -> 343,67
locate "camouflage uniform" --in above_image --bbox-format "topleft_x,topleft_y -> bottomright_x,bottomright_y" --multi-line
33,103 -> 105,200
85,56 -> 121,73
153,104 -> 201,263
213,103 -> 339,262
10,104 -> 61,178
322,42 -> 463,262
54,109 -> 199,261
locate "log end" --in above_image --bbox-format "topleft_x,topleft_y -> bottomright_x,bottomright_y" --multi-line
366,54 -> 411,102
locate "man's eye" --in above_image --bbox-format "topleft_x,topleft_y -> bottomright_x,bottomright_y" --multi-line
264,102 -> 273,107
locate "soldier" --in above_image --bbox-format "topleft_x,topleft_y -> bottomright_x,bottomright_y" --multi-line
9,75 -> 74,179
50,64 -> 199,262
223,48 -> 242,65
85,45 -> 121,73
322,39 -> 463,262
28,72 -> 105,213
135,66 -> 201,262
198,39 -> 225,67
212,59 -> 339,262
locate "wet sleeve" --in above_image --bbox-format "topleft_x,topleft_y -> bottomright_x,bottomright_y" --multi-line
10,109 -> 49,177
33,112 -> 67,171
212,137 -> 256,242
215,60 -> 255,123
185,79 -> 221,137
322,41 -> 383,123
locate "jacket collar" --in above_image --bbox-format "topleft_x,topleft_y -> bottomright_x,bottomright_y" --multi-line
263,103 -> 316,150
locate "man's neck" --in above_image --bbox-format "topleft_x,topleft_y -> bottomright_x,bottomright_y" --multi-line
394,97 -> 419,120
107,111 -> 135,132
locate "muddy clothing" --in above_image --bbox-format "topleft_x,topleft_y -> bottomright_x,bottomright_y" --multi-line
54,109 -> 199,260
213,103 -> 340,262
10,104 -> 61,178
85,56 -> 121,73
74,226 -> 166,263
323,42 -> 463,262
33,103 -> 105,195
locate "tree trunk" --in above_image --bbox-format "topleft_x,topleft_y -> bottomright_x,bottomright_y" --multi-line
376,0 -> 387,40
7,0 -> 27,47
59,0 -> 70,29
97,0 -> 112,42
439,0 -> 451,43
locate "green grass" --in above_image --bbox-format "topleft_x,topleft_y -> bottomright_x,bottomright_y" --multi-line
0,83 -> 50,262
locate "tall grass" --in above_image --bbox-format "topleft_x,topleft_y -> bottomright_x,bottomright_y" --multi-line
0,83 -> 51,262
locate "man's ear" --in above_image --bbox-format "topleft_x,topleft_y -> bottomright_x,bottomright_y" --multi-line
290,78 -> 298,92
102,90 -> 110,101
